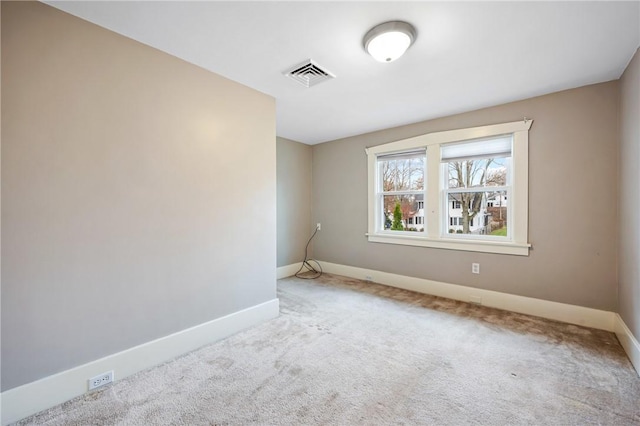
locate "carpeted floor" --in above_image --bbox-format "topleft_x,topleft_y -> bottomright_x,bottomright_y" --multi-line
16,273 -> 640,425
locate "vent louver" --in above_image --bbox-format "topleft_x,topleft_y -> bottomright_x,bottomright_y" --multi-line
284,59 -> 335,88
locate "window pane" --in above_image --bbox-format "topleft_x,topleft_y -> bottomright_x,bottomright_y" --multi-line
446,191 -> 508,237
380,156 -> 424,191
382,194 -> 425,232
447,157 -> 508,189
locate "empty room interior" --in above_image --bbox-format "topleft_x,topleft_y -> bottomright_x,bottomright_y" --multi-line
2,1 -> 640,424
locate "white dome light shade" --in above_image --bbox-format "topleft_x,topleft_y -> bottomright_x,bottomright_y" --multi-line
363,21 -> 416,63
367,31 -> 411,62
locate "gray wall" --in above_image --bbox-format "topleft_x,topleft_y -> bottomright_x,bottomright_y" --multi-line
619,48 -> 640,340
277,137 -> 313,267
312,82 -> 619,311
1,2 -> 276,391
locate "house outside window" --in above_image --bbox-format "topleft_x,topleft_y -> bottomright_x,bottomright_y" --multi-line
366,120 -> 532,256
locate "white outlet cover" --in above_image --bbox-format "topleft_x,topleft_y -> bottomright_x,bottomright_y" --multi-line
470,296 -> 483,305
88,370 -> 114,390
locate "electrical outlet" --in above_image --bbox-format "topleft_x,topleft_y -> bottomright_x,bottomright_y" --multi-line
316,223 -> 321,231
470,296 -> 482,305
365,275 -> 373,282
89,370 -> 114,390
472,263 -> 480,274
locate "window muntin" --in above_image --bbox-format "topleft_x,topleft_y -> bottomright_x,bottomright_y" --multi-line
366,119 -> 532,256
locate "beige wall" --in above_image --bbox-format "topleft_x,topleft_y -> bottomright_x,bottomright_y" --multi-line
619,48 -> 640,340
277,137 -> 313,267
1,2 -> 276,391
313,82 -> 619,311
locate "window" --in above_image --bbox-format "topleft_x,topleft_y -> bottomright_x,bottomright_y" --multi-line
443,135 -> 511,237
366,120 -> 532,256
377,150 -> 425,232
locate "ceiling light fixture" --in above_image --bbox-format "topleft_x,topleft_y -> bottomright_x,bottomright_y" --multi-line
363,21 -> 416,63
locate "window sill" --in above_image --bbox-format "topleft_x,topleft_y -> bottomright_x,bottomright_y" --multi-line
366,233 -> 530,256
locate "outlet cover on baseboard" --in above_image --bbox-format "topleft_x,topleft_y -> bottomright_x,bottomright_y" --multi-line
88,370 -> 114,390
470,296 -> 483,305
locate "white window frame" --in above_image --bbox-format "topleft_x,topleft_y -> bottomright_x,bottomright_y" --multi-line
366,119 -> 532,256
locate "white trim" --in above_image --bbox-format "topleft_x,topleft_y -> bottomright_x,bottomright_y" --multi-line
367,234 -> 530,256
367,147 -> 376,235
426,145 -> 440,238
512,128 -> 529,243
319,261 -> 615,332
1,299 -> 280,426
614,314 -> 640,377
366,120 -> 533,154
276,263 -> 303,279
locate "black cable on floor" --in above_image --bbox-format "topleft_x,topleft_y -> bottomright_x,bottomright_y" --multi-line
295,226 -> 322,279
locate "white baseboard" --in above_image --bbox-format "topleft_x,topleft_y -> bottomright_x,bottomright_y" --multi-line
614,314 -> 640,377
319,261 -> 616,332
1,298 -> 280,426
277,263 -> 302,279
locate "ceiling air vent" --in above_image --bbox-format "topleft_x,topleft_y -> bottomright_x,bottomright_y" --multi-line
284,59 -> 335,88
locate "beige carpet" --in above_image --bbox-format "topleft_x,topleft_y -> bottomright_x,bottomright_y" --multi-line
16,274 -> 640,425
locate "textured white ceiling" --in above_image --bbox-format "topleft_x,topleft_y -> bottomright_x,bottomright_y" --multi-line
46,1 -> 640,145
